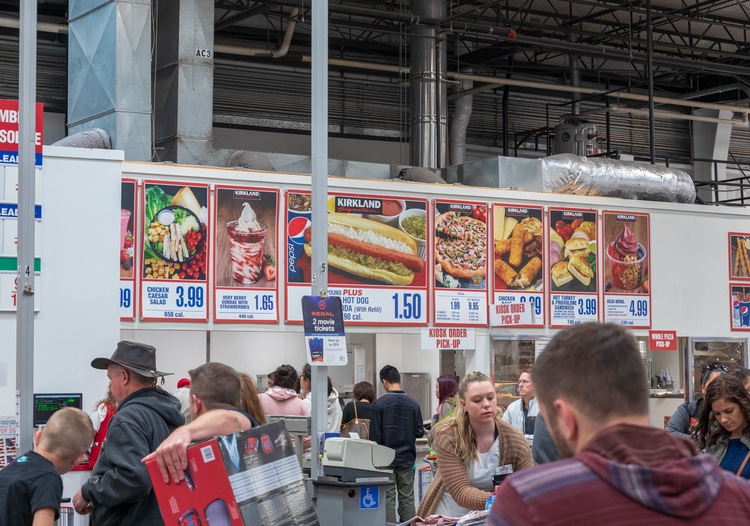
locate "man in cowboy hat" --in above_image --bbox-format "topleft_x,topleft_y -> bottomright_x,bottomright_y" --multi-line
72,341 -> 184,525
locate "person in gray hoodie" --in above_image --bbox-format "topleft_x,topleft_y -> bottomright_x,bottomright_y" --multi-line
72,341 -> 184,525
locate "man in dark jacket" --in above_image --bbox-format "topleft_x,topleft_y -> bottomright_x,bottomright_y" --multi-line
488,323 -> 750,526
72,341 -> 184,525
370,365 -> 424,524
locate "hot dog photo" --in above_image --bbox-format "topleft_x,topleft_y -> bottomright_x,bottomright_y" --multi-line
286,191 -> 428,287
492,205 -> 544,291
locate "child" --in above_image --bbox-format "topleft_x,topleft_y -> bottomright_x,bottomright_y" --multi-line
0,407 -> 95,526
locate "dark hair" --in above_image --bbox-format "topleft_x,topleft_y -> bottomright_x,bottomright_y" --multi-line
353,381 -> 376,403
436,375 -> 459,404
273,364 -> 299,390
189,362 -> 242,408
301,364 -> 333,396
695,375 -> 750,449
533,323 -> 648,421
729,367 -> 750,384
238,372 -> 266,425
701,361 -> 730,386
380,365 -> 400,384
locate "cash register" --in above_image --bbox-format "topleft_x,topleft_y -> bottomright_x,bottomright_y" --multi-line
315,438 -> 395,526
322,437 -> 395,482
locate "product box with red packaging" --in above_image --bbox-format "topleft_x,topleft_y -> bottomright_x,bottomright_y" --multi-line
147,421 -> 319,526
146,438 -> 244,526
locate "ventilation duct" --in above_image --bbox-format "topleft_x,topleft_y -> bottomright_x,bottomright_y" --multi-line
51,128 -> 111,149
399,166 -> 447,184
226,151 -> 275,171
543,154 -> 695,203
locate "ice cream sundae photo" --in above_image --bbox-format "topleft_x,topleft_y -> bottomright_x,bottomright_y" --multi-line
606,224 -> 646,291
227,202 -> 269,285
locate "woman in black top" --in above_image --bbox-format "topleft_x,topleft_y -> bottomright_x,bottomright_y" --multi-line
342,381 -> 375,423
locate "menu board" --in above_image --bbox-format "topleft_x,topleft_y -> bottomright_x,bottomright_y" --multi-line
433,200 -> 488,326
730,284 -> 750,331
491,204 -> 544,327
286,191 -> 429,325
729,232 -> 750,280
548,207 -> 599,327
119,179 -> 136,320
140,181 -> 209,321
0,416 -> 17,469
602,211 -> 651,327
214,186 -> 279,322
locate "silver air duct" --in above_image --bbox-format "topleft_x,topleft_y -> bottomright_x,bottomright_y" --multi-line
543,154 -> 695,203
226,151 -> 275,171
51,128 -> 111,149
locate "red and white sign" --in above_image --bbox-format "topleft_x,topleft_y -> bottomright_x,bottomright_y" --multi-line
421,327 -> 476,350
489,302 -> 535,327
649,330 -> 677,351
0,99 -> 44,166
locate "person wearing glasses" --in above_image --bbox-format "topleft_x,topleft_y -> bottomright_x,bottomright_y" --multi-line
695,375 -> 750,479
666,361 -> 727,441
417,371 -> 532,518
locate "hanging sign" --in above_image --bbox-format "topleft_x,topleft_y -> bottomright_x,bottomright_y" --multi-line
648,330 -> 677,351
286,191 -> 429,326
119,179 -> 136,320
491,203 -> 545,327
301,295 -> 347,365
433,200 -> 488,326
140,181 -> 209,321
421,327 -> 476,350
548,207 -> 599,327
602,211 -> 651,328
0,100 -> 44,166
213,186 -> 279,322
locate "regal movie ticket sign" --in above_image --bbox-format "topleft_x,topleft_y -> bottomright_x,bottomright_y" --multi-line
213,186 -> 279,322
140,181 -> 209,321
286,191 -> 429,325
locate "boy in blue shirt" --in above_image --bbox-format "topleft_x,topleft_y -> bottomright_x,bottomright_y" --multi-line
0,407 -> 95,526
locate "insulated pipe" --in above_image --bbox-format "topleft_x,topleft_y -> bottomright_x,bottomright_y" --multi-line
51,128 -> 112,149
449,77 -> 473,165
216,8 -> 299,58
294,55 -> 750,117
566,106 -> 749,127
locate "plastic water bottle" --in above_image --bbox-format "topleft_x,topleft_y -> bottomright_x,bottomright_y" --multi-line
486,492 -> 496,510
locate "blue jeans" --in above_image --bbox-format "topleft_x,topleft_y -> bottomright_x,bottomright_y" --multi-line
386,463 -> 415,523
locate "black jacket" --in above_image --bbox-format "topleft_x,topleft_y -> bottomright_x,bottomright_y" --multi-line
82,387 -> 184,526
370,390 -> 424,465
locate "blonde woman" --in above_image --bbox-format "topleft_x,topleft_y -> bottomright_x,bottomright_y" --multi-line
417,371 -> 533,518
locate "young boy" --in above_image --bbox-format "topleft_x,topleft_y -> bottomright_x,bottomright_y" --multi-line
0,406 -> 95,526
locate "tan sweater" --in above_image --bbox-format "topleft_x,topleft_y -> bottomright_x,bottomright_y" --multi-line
417,415 -> 533,517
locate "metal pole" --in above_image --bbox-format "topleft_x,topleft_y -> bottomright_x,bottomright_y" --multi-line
646,0 -> 656,164
17,0 -> 37,454
310,0 -> 329,482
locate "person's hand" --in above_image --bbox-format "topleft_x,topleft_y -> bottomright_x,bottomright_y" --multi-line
142,426 -> 192,484
72,489 -> 92,515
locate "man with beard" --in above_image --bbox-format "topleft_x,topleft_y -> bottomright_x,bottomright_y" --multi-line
487,323 -> 750,525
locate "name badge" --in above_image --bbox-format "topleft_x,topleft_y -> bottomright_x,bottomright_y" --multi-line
496,464 -> 514,476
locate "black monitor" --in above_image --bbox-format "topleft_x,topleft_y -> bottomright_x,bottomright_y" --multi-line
33,393 -> 83,427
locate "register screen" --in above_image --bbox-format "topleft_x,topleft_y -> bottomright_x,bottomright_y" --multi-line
33,393 -> 83,427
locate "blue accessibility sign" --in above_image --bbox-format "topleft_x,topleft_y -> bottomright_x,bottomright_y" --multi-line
359,486 -> 379,510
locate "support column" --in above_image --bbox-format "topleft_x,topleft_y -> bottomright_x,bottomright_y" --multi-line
153,0 -> 214,164
692,109 -> 732,203
68,0 -> 152,161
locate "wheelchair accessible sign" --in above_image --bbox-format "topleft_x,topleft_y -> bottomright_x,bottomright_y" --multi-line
360,486 -> 379,510
301,295 -> 347,366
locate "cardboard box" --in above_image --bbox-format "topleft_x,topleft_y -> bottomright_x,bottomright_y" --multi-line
146,438 -> 244,526
147,421 -> 319,526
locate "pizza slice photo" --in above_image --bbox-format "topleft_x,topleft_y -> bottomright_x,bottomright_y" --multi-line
434,209 -> 487,287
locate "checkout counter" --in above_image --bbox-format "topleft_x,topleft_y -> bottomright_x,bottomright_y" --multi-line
315,438 -> 395,526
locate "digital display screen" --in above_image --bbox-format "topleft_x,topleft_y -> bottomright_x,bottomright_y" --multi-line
33,393 -> 83,427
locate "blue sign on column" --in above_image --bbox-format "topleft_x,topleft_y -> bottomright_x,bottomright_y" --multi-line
360,486 -> 379,510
